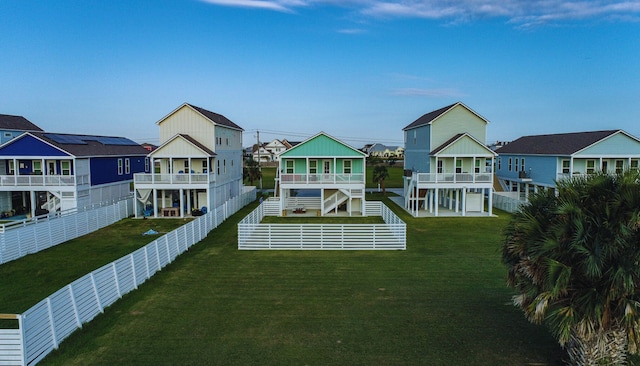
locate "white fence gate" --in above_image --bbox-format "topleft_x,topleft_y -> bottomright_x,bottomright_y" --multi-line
0,199 -> 133,265
0,188 -> 256,366
238,200 -> 406,250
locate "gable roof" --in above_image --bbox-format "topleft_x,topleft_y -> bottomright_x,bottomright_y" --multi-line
403,102 -> 489,131
496,130 -> 624,155
150,134 -> 216,157
430,133 -> 497,156
279,131 -> 367,158
0,114 -> 43,132
185,103 -> 244,131
9,132 -> 149,157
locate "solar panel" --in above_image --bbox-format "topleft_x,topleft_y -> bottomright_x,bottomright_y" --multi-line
44,133 -> 138,146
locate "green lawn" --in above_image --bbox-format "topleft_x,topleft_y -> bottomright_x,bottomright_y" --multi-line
246,166 -> 405,190
37,195 -> 565,365
0,218 -> 190,314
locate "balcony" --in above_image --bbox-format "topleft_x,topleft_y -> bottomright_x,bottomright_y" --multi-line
0,174 -> 89,187
412,172 -> 493,185
279,173 -> 365,185
134,172 -> 215,186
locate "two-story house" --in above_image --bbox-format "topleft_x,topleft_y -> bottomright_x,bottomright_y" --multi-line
495,129 -> 640,200
133,103 -> 244,218
0,132 -> 150,217
275,132 -> 367,216
0,114 -> 44,144
403,102 -> 497,217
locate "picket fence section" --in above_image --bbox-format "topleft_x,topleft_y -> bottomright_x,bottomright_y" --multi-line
0,198 -> 132,265
1,188 -> 256,366
492,192 -> 527,214
238,200 -> 406,250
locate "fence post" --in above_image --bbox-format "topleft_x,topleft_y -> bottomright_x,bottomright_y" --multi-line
18,314 -> 26,366
46,298 -> 59,350
90,273 -> 104,313
112,263 -> 122,299
68,284 -> 82,328
130,254 -> 138,289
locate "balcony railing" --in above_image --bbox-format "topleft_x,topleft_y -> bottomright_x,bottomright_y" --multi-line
279,173 -> 365,185
413,172 -> 493,184
0,174 -> 89,187
134,173 -> 215,185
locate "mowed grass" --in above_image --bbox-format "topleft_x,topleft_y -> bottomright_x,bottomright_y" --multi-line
0,218 -> 191,314
39,195 -> 565,365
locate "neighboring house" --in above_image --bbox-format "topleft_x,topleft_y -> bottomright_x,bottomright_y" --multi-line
495,129 -> 640,200
133,103 -> 244,218
251,145 -> 273,163
140,142 -> 158,152
0,113 -> 44,144
0,132 -> 149,217
403,102 -> 497,217
264,139 -> 287,160
365,143 -> 404,158
275,132 -> 367,216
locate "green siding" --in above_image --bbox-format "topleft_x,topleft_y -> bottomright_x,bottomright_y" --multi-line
437,135 -> 494,156
280,134 -> 364,158
576,132 -> 640,156
431,105 -> 487,150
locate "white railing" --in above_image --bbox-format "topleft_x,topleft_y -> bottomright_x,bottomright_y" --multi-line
0,174 -> 90,187
133,173 -> 214,185
0,198 -> 133,264
0,187 -> 256,366
492,192 -> 527,213
413,172 -> 492,184
279,173 -> 364,184
238,201 -> 406,250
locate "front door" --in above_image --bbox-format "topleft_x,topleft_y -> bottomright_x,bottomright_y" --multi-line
47,161 -> 56,175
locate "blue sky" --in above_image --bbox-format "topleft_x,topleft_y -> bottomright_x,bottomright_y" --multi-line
1,1 -> 639,148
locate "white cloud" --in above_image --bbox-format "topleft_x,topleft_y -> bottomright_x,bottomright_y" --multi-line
199,0 -> 640,26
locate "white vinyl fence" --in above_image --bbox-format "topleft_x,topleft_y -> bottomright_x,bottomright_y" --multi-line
492,192 -> 527,214
0,188 -> 256,366
238,200 -> 405,250
0,198 -> 133,265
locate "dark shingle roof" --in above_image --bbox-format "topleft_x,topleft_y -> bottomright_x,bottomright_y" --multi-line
187,104 -> 244,131
178,134 -> 216,156
32,132 -> 149,157
496,130 -> 620,155
0,114 -> 43,132
430,133 -> 464,155
403,103 -> 458,130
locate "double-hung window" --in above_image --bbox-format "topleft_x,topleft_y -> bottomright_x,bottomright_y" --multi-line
285,160 -> 294,174
343,160 -> 352,174
118,159 -> 123,175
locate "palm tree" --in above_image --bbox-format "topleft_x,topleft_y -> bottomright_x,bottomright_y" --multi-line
243,158 -> 261,186
372,164 -> 390,195
502,171 -> 640,365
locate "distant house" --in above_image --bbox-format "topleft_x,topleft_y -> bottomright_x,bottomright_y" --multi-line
133,103 -> 244,218
495,129 -> 640,200
403,102 -> 496,217
251,145 -> 274,163
0,114 -> 44,144
0,132 -> 149,217
275,132 -> 367,216
365,143 -> 404,158
249,138 -> 300,162
140,142 -> 158,152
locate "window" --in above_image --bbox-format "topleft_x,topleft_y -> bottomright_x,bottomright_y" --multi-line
562,160 -> 570,174
217,160 -> 220,174
184,160 -> 189,170
323,161 -> 331,174
8,160 -> 14,175
520,158 -> 525,172
437,160 -> 443,173
455,159 -> 462,173
586,160 -> 596,174
223,159 -> 227,174
32,160 -> 42,175
602,160 -> 608,173
285,160 -> 294,174
615,160 -> 624,174
508,158 -> 512,171
631,159 -> 639,172
413,130 -> 417,145
145,158 -> 150,172
118,159 -> 123,175
475,159 -> 481,173
125,158 -> 130,174
4,132 -> 11,138
515,158 -> 519,172
226,138 -> 229,145
497,157 -> 501,171
61,161 -> 71,175
309,160 -> 317,174
343,160 -> 352,174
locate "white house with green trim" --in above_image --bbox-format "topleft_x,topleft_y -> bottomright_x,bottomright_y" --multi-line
275,132 -> 367,216
403,102 -> 497,217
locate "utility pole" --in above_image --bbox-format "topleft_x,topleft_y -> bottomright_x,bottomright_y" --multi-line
257,130 -> 262,190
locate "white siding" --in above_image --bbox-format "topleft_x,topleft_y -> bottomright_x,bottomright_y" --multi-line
158,107 -> 215,150
431,105 -> 487,149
